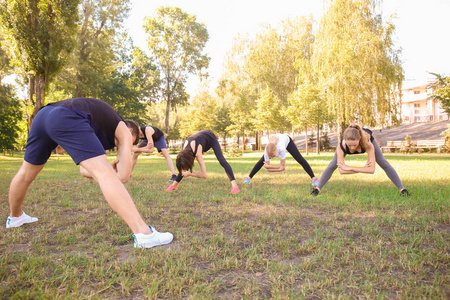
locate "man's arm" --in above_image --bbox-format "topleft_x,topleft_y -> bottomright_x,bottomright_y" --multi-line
113,121 -> 134,183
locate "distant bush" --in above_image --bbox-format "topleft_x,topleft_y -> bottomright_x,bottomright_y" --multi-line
440,125 -> 450,153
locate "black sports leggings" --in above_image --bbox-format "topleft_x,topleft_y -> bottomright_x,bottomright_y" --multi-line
248,138 -> 315,178
175,137 -> 236,182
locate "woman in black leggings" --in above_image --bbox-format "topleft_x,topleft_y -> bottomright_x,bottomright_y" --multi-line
166,130 -> 239,194
244,133 -> 318,186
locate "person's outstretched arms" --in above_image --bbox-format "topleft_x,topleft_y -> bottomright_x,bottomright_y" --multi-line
132,127 -> 155,154
183,147 -> 207,179
263,159 -> 286,172
337,144 -> 376,174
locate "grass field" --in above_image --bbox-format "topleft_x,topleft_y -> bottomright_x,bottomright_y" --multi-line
0,151 -> 449,299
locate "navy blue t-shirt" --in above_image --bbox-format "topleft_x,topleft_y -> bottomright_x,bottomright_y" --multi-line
48,98 -> 123,150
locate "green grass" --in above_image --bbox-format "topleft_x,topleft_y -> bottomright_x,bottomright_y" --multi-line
0,151 -> 449,299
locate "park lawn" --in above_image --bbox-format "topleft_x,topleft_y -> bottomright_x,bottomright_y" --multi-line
0,152 -> 449,299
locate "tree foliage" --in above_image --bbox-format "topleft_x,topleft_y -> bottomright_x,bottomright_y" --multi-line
313,0 -> 403,133
252,87 -> 285,132
0,85 -> 23,150
430,73 -> 450,115
48,0 -> 131,98
285,83 -> 330,131
0,0 -> 80,126
144,6 -> 210,134
246,17 -> 315,104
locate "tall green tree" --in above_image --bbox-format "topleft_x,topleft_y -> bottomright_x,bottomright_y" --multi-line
220,34 -> 257,151
143,6 -> 210,134
430,73 -> 450,115
252,86 -> 285,132
178,82 -> 216,139
313,0 -> 403,135
0,34 -> 10,76
246,17 -> 315,104
0,0 -> 80,127
49,0 -> 131,98
285,82 -> 331,154
0,85 -> 23,150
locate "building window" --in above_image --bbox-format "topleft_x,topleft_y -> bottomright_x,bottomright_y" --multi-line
414,90 -> 420,94
414,103 -> 420,107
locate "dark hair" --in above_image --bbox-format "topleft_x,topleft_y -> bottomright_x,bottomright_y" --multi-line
123,119 -> 140,145
176,149 -> 195,173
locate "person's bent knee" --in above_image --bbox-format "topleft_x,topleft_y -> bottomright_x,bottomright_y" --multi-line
17,161 -> 44,183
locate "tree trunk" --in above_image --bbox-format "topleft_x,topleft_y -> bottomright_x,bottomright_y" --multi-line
223,134 -> 227,151
316,123 -> 320,155
242,131 -> 246,154
165,97 -> 171,134
27,76 -> 35,131
28,74 -> 47,128
305,127 -> 309,156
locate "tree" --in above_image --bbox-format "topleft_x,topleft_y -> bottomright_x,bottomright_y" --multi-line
96,39 -> 158,124
313,0 -> 403,135
0,0 -> 80,127
143,6 -> 210,134
285,82 -> 330,154
430,73 -> 450,115
0,34 -> 10,76
178,82 -> 216,139
252,86 -> 286,132
245,17 -> 315,104
220,35 -> 257,152
0,85 -> 23,150
48,0 -> 131,99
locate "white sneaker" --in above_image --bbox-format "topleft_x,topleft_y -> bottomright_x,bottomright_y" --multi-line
6,211 -> 38,228
133,226 -> 173,248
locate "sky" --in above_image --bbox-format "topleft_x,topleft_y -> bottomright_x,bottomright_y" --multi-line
125,0 -> 450,95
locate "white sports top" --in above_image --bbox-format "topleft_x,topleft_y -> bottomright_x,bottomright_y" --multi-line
264,133 -> 290,161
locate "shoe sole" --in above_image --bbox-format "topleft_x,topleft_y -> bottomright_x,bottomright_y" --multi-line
134,236 -> 174,248
6,218 -> 38,228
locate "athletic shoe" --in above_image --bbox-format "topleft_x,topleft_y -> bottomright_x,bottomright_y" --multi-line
165,185 -> 178,192
133,226 -> 173,248
400,189 -> 410,197
6,211 -> 38,228
243,177 -> 251,184
231,186 -> 240,194
312,177 -> 319,187
169,174 -> 177,182
310,188 -> 320,196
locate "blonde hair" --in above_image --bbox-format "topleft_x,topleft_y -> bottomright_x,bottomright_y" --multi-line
343,124 -> 370,150
266,143 -> 277,158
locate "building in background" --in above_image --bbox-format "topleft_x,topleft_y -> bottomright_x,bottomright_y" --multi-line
401,81 -> 449,123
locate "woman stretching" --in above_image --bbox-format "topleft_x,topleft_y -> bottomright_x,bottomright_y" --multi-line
243,133 -> 318,186
166,130 -> 240,194
311,124 -> 409,196
124,120 -> 177,181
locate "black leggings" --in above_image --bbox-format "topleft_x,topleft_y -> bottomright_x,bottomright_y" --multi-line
176,137 -> 236,182
248,138 -> 315,178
